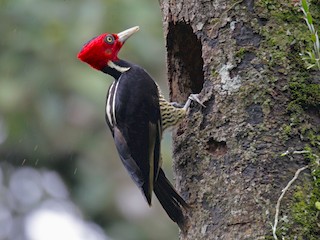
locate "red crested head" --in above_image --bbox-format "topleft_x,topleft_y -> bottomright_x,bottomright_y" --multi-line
77,26 -> 139,71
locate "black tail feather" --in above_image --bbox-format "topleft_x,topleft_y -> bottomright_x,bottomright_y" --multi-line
154,169 -> 189,229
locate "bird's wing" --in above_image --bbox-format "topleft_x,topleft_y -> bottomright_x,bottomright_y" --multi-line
113,126 -> 144,188
109,66 -> 162,205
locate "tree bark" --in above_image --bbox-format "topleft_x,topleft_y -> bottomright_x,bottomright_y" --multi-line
159,0 -> 320,239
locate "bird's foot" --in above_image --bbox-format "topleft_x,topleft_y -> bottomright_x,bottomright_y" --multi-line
183,94 -> 205,110
170,102 -> 184,108
189,94 -> 206,108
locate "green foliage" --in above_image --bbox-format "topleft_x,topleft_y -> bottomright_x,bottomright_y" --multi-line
300,0 -> 320,70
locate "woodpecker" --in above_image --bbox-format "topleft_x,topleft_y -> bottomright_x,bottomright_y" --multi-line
77,26 -> 203,229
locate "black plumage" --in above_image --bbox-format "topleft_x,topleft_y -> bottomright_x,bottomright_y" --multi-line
104,60 -> 188,228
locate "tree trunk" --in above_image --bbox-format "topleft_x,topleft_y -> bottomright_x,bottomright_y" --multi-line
159,0 -> 320,239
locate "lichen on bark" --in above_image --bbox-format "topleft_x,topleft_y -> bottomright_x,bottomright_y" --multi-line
159,0 -> 320,239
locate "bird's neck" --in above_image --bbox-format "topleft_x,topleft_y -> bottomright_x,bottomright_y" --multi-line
102,59 -> 132,79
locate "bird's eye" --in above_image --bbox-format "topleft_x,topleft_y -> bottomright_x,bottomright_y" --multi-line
105,35 -> 114,44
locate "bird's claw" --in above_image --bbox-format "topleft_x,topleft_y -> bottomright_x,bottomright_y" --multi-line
183,93 -> 205,110
188,94 -> 206,108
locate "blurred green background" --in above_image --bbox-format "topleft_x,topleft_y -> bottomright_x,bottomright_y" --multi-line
0,0 -> 178,239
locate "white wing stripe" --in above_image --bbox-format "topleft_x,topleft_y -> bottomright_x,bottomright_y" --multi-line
106,82 -> 115,126
112,76 -> 122,125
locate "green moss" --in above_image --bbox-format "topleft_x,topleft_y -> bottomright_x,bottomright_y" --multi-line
255,0 -> 320,139
253,1 -> 320,239
278,171 -> 319,238
309,1 -> 320,26
211,69 -> 218,78
291,189 -> 319,239
255,1 -> 309,71
305,130 -> 320,147
286,77 -> 320,141
279,146 -> 320,239
253,0 -> 319,135
280,124 -> 294,141
258,0 -> 280,11
283,124 -> 292,135
235,47 -> 247,59
291,177 -> 320,238
289,82 -> 320,110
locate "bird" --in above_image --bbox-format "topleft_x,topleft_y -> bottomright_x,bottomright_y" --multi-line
77,26 -> 204,229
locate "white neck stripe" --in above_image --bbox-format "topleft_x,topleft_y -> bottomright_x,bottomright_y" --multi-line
108,61 -> 130,73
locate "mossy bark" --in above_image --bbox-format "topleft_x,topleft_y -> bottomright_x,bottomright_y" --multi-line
159,0 -> 320,239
